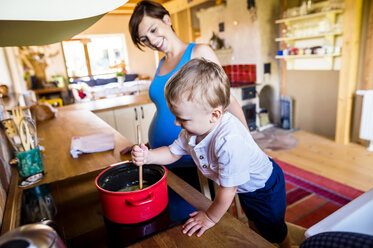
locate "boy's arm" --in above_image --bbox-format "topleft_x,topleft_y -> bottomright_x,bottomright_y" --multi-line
132,145 -> 181,166
182,185 -> 237,237
147,146 -> 182,165
205,186 -> 238,223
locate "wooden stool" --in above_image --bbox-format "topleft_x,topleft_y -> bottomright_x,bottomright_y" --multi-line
197,170 -> 212,200
197,172 -> 245,221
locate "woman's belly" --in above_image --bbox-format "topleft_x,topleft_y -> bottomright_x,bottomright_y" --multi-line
148,108 -> 182,149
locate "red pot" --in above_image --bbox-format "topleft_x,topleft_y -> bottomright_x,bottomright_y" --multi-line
95,162 -> 168,224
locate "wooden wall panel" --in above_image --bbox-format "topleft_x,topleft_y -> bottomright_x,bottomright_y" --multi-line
335,0 -> 363,144
363,0 -> 373,90
351,0 -> 372,143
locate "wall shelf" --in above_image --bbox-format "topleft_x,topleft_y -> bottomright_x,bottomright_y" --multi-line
276,54 -> 341,59
275,9 -> 344,24
275,31 -> 342,42
276,6 -> 344,70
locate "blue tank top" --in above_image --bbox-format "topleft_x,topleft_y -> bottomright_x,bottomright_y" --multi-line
148,43 -> 196,149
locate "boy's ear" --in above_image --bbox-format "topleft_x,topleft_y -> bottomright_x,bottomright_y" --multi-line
210,107 -> 222,123
162,15 -> 172,26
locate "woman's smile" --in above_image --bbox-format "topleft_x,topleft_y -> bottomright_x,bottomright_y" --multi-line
153,38 -> 165,51
138,16 -> 171,53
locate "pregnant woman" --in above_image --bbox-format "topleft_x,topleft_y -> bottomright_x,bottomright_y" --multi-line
129,0 -> 248,189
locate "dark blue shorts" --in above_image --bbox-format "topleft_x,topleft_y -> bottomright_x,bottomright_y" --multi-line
238,157 -> 287,243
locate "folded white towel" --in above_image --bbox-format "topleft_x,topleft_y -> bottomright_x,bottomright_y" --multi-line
357,90 -> 373,140
70,133 -> 114,158
357,90 -> 373,151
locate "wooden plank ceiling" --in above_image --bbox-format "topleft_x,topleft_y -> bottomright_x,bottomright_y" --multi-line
108,0 -> 218,15
108,0 -> 172,15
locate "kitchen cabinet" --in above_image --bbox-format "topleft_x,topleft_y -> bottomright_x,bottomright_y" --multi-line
92,99 -> 156,145
275,8 -> 344,70
114,103 -> 156,144
94,109 -> 116,130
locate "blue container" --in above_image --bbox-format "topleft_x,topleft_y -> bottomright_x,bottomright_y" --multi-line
16,147 -> 44,178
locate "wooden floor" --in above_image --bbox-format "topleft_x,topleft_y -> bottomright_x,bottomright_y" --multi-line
266,130 -> 373,192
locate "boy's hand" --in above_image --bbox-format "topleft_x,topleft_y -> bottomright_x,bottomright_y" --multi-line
131,144 -> 148,166
182,211 -> 216,237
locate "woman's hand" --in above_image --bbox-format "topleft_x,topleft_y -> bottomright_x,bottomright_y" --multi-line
182,211 -> 216,237
131,144 -> 148,166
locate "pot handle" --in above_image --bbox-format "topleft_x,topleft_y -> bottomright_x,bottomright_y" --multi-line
126,193 -> 154,207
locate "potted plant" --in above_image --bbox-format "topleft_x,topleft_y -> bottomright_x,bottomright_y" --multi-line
113,60 -> 127,86
116,71 -> 125,85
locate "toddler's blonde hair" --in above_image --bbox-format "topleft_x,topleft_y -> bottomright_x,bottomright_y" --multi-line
165,58 -> 230,112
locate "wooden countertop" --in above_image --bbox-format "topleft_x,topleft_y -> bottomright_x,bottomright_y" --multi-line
60,93 -> 152,113
3,93 -> 151,189
36,109 -> 133,185
1,105 -> 134,234
43,166 -> 274,248
1,93 -> 274,247
135,171 -> 274,248
2,94 -> 143,234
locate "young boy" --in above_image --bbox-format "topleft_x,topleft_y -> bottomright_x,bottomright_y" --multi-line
131,58 -> 290,247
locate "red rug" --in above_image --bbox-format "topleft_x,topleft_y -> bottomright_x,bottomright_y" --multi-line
275,159 -> 364,228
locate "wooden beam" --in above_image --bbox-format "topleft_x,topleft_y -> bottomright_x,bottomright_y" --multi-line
363,0 -> 373,90
107,9 -> 134,15
107,0 -> 174,15
123,3 -> 137,7
164,0 -> 214,14
115,6 -> 135,11
280,0 -> 287,96
171,13 -> 180,35
107,0 -> 213,16
186,7 -> 194,42
81,40 -> 92,77
335,0 -> 363,144
106,0 -> 137,15
60,42 -> 69,80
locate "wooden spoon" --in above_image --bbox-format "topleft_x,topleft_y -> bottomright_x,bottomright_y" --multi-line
136,124 -> 143,189
1,118 -> 24,152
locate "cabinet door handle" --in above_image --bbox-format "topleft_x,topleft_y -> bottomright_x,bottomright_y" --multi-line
141,106 -> 144,119
134,108 -> 138,121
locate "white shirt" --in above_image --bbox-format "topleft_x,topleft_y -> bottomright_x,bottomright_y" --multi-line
169,112 -> 273,193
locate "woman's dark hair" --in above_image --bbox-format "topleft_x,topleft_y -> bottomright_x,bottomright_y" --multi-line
129,0 -> 171,50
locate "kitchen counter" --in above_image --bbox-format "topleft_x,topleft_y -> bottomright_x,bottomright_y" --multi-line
60,92 -> 152,113
130,172 -> 274,247
1,93 -> 274,247
37,109 -> 132,184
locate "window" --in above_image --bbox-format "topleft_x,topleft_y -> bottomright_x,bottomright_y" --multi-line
62,34 -> 128,81
62,40 -> 88,77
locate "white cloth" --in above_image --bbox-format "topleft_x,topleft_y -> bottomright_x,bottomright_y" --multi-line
70,133 -> 114,158
169,112 -> 273,193
357,90 -> 373,141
